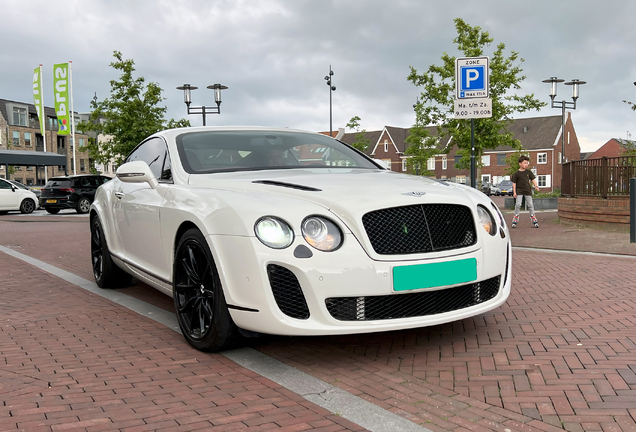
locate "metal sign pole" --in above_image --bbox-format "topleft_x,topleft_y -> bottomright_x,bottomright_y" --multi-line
471,119 -> 475,188
631,178 -> 635,243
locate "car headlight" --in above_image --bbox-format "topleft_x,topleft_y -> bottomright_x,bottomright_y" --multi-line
255,217 -> 294,249
490,202 -> 506,228
477,205 -> 496,236
301,216 -> 343,251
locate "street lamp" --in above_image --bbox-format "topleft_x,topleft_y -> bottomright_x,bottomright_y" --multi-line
325,66 -> 336,136
542,76 -> 586,192
176,83 -> 228,126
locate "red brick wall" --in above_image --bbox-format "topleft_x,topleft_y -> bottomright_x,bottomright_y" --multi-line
590,139 -> 623,159
558,197 -> 630,228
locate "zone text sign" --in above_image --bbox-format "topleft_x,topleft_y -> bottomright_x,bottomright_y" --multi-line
456,56 -> 489,99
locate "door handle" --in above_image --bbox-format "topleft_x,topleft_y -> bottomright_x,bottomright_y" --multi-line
114,191 -> 124,199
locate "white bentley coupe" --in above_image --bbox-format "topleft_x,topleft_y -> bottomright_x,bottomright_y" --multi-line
90,127 -> 511,352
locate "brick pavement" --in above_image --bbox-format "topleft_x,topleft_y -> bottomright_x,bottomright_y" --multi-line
2,213 -> 636,431
0,251 -> 365,431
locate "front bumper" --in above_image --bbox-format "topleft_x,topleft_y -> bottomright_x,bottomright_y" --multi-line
208,232 -> 512,336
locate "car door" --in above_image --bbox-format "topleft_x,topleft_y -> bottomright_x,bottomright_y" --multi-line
0,179 -> 19,210
113,137 -> 171,280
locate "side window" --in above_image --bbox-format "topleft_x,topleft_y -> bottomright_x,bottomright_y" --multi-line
0,179 -> 12,189
162,152 -> 172,180
126,137 -> 168,180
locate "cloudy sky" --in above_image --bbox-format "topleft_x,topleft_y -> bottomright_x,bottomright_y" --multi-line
2,0 -> 635,151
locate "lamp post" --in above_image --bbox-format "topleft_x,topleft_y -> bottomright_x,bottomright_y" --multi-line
324,66 -> 336,136
542,77 -> 586,193
176,83 -> 228,126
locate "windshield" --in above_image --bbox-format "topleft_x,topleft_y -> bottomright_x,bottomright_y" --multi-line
44,178 -> 73,188
176,130 -> 379,173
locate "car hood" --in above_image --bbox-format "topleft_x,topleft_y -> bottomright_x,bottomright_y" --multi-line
188,168 -> 483,216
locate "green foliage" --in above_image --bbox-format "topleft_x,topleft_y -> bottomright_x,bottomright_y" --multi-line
407,18 -> 546,169
404,125 -> 437,175
504,150 -> 529,177
620,140 -> 636,157
346,116 -> 370,152
534,189 -> 560,198
78,51 -> 191,167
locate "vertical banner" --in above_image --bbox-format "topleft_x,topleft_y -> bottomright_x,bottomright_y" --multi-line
53,63 -> 70,135
32,66 -> 45,136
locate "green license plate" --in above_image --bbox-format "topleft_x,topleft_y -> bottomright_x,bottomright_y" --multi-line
393,258 -> 477,291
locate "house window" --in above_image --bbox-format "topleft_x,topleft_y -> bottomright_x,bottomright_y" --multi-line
13,107 -> 27,126
497,153 -> 506,166
14,178 -> 23,183
80,159 -> 86,172
15,166 -> 22,171
26,178 -> 34,185
454,155 -> 462,166
24,133 -> 31,147
381,159 -> 392,170
537,153 -> 547,164
401,159 -> 407,172
558,152 -> 562,164
26,166 -> 34,171
384,140 -> 388,152
482,155 -> 490,166
537,175 -> 551,188
427,157 -> 435,170
456,175 -> 467,184
12,131 -> 20,146
531,168 -> 537,175
442,157 -> 447,170
79,138 -> 85,148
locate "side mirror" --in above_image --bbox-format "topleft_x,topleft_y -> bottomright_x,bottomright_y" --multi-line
116,161 -> 158,189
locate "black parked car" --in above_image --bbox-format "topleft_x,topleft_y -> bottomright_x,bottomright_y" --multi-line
497,180 -> 514,196
40,175 -> 111,214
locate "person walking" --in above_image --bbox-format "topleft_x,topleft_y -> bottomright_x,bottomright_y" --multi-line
511,155 -> 540,228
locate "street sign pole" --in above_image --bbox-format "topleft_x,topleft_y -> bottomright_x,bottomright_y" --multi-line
471,119 -> 475,188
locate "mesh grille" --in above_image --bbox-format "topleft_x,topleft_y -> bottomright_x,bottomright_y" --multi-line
267,264 -> 310,320
325,276 -> 500,321
362,204 -> 476,255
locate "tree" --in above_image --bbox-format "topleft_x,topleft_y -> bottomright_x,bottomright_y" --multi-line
79,51 -> 190,167
345,116 -> 370,152
407,18 -> 545,170
404,124 -> 437,175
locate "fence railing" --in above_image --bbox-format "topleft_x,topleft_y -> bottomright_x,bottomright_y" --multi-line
562,156 -> 636,198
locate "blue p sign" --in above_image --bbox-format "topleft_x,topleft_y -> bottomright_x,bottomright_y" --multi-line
460,65 -> 485,92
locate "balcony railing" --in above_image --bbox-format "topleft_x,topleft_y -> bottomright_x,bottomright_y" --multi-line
562,156 -> 636,198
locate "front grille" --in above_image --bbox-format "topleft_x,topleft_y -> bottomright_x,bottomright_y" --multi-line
362,204 -> 476,255
267,264 -> 310,320
325,276 -> 500,321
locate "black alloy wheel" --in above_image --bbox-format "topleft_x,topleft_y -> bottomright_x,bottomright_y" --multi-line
20,199 -> 35,214
77,197 -> 91,214
173,228 -> 240,352
90,217 -> 132,288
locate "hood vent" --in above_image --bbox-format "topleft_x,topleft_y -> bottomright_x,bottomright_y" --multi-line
252,180 -> 322,192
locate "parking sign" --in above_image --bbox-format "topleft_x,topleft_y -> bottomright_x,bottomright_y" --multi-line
455,57 -> 489,99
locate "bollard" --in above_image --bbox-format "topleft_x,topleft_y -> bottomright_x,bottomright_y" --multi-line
631,178 -> 636,243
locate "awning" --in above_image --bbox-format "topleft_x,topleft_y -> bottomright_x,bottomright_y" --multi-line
0,149 -> 67,167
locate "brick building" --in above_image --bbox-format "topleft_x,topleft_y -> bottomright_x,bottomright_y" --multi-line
339,114 -> 581,193
0,98 -> 91,185
589,138 -> 636,159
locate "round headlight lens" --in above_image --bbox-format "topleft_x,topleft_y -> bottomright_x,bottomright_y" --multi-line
477,205 -> 496,236
302,216 -> 342,251
254,217 -> 294,249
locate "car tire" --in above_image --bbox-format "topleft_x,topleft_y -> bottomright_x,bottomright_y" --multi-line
19,199 -> 36,214
90,216 -> 133,289
45,208 -> 60,214
77,197 -> 91,214
173,228 -> 241,352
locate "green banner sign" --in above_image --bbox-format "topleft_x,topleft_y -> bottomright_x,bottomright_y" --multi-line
32,66 -> 45,136
53,63 -> 70,135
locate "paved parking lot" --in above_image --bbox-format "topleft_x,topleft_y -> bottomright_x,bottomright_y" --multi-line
1,210 -> 636,431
